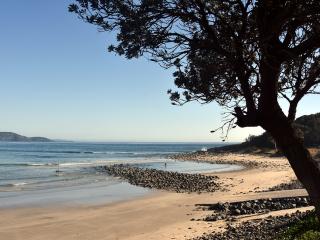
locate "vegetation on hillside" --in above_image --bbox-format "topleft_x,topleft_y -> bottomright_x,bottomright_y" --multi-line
295,113 -> 320,147
245,113 -> 320,149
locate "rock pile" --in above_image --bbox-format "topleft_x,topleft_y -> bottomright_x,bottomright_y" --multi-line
203,197 -> 310,222
170,152 -> 259,168
267,180 -> 304,191
194,211 -> 311,240
100,164 -> 220,193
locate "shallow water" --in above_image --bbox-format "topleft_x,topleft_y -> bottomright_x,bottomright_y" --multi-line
138,160 -> 243,173
0,181 -> 151,208
0,142 -> 241,207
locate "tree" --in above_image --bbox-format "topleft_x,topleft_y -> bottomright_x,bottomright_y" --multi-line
69,0 -> 320,218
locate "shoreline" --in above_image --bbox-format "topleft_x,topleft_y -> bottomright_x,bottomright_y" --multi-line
0,180 -> 153,209
0,159 -> 243,209
0,151 -> 312,240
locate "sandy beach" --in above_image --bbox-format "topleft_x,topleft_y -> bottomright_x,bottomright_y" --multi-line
0,152 -> 312,240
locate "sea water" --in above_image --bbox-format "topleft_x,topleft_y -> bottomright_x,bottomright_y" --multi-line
0,142 -> 241,207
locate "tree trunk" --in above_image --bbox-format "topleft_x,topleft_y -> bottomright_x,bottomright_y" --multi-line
254,53 -> 320,218
265,112 -> 320,219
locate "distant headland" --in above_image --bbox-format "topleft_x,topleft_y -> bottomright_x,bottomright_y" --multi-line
0,132 -> 53,142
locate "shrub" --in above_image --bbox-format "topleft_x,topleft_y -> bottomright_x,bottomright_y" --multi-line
298,230 -> 320,240
278,212 -> 320,240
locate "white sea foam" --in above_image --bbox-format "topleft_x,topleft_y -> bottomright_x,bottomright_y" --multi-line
59,162 -> 95,167
0,182 -> 29,187
12,182 -> 28,186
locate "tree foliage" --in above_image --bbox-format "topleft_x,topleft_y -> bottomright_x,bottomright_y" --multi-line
69,0 -> 320,134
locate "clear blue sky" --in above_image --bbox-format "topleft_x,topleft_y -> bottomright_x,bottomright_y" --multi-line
0,1 -> 318,142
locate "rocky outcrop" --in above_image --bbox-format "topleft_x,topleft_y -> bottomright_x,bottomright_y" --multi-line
98,164 -> 220,193
202,197 -> 310,222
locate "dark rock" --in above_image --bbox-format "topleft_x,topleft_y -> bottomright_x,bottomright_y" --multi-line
98,164 -> 220,193
203,196 -> 310,222
194,211 -> 311,240
265,179 -> 304,191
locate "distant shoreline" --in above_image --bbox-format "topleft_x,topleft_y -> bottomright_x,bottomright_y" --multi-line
0,132 -> 53,142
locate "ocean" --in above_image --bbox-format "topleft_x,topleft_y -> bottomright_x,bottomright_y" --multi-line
0,142 -> 241,207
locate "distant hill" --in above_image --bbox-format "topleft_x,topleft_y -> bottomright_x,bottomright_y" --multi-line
294,113 -> 320,146
0,132 -> 53,142
210,112 -> 320,152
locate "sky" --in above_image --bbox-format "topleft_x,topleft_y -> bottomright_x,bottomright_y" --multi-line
0,1 -> 319,142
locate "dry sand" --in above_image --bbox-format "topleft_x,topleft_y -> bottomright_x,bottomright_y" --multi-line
0,153 -> 310,240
